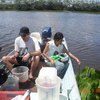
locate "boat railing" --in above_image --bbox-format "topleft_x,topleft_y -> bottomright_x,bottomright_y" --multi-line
62,38 -> 81,100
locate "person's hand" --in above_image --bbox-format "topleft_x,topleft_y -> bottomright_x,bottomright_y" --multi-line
22,53 -> 30,62
76,59 -> 81,65
50,59 -> 55,65
10,55 -> 16,59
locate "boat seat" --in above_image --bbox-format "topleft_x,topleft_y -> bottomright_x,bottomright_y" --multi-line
30,32 -> 42,43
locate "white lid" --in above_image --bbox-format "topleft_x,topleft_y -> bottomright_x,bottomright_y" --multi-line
39,67 -> 57,77
38,67 -> 57,83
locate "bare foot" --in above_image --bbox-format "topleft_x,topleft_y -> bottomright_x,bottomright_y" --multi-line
29,73 -> 33,79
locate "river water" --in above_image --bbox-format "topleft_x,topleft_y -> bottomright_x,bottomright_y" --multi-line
0,11 -> 100,74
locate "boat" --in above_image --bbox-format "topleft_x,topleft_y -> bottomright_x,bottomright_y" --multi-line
0,28 -> 81,100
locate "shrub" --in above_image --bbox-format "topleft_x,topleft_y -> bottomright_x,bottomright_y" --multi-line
76,67 -> 100,100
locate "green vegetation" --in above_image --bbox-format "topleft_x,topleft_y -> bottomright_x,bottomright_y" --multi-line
76,67 -> 100,100
0,0 -> 100,12
0,4 -> 16,10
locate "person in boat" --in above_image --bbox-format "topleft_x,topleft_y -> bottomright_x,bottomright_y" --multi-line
43,32 -> 81,79
2,26 -> 41,79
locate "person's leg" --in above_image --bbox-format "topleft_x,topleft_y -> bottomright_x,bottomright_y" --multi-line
29,56 -> 34,79
2,55 -> 18,71
55,61 -> 65,76
46,61 -> 55,67
58,62 -> 69,79
29,56 -> 40,79
55,61 -> 69,79
34,56 -> 40,69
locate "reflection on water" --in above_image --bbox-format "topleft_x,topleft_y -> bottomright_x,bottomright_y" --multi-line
0,11 -> 100,73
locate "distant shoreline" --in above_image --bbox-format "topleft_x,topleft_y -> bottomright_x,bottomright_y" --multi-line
0,10 -> 100,14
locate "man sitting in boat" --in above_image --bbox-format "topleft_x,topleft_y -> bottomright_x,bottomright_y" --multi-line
2,26 -> 41,79
43,32 -> 81,79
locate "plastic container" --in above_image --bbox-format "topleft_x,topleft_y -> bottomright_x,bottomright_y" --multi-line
1,74 -> 19,91
38,67 -> 57,82
11,66 -> 29,82
35,67 -> 61,100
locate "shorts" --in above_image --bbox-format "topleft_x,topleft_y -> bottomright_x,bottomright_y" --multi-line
13,57 -> 30,68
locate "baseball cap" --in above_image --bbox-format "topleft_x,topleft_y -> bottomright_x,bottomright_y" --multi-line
19,26 -> 30,36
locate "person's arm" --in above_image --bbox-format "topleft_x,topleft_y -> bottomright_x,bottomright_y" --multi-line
10,51 -> 19,59
14,51 -> 19,57
63,45 -> 81,65
11,38 -> 19,58
22,49 -> 41,62
43,43 -> 55,64
29,38 -> 41,57
29,50 -> 41,57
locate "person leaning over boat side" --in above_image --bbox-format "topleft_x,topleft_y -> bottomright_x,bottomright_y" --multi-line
2,26 -> 41,79
43,32 -> 81,79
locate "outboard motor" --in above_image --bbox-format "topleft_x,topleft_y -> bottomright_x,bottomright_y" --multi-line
41,27 -> 52,52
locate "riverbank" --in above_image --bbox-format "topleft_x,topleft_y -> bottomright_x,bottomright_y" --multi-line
0,1 -> 100,12
0,9 -> 100,15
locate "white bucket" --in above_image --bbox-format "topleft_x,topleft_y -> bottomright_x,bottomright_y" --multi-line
38,67 -> 57,80
36,76 -> 61,100
35,67 -> 61,100
11,66 -> 29,82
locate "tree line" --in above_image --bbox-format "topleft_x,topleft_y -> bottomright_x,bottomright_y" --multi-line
0,0 -> 100,12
